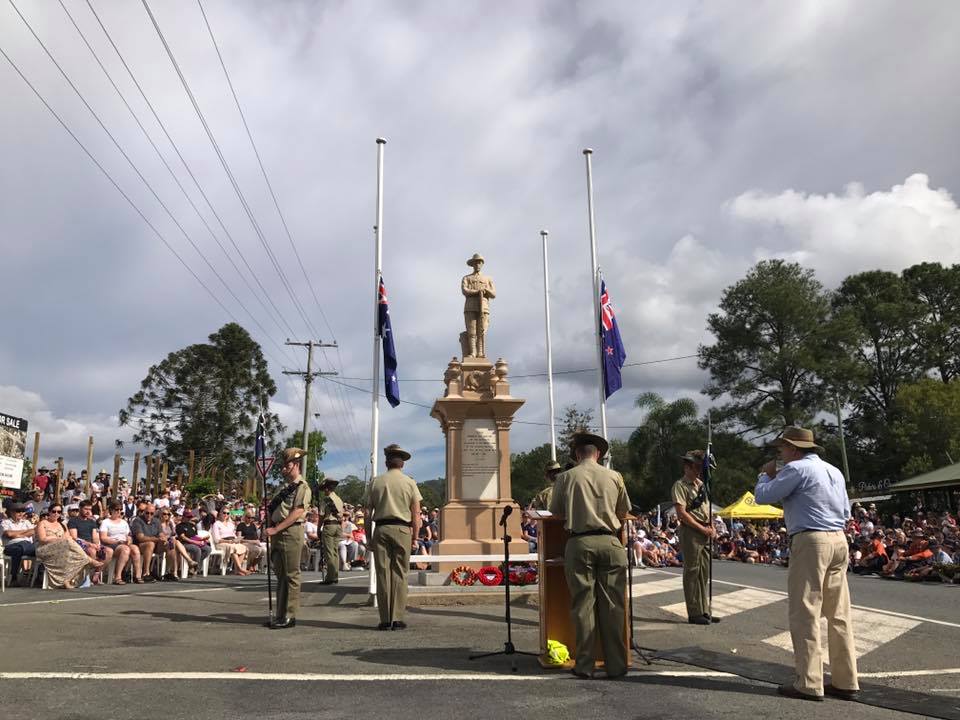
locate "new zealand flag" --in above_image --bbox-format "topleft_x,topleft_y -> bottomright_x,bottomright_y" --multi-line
599,276 -> 626,399
379,277 -> 400,407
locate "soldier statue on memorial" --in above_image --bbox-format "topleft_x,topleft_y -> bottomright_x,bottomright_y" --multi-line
460,253 -> 496,359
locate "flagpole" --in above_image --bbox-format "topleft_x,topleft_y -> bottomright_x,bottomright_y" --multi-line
583,149 -> 609,456
540,229 -> 557,461
369,137 -> 385,604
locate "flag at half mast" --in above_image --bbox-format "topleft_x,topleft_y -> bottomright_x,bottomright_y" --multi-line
378,277 -> 400,407
599,275 -> 626,399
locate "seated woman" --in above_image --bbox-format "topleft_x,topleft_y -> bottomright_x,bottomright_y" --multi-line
338,513 -> 359,571
35,504 -> 104,589
99,501 -> 142,584
159,509 -> 198,575
212,508 -> 251,575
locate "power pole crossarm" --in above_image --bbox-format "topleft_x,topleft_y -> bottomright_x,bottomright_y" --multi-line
283,339 -> 338,472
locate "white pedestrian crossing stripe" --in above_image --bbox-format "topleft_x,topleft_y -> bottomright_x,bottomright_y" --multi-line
660,588 -> 784,619
630,576 -> 685,598
763,608 -> 921,660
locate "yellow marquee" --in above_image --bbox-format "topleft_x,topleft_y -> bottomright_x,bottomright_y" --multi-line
715,491 -> 783,519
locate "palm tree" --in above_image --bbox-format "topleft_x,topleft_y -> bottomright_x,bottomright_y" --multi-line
629,392 -> 700,505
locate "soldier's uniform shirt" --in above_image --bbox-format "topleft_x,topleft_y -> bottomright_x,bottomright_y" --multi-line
671,478 -> 709,524
270,478 -> 311,619
530,484 -> 554,512
367,469 -> 422,625
671,476 -> 711,620
549,461 -> 630,534
461,273 -> 496,314
548,459 -> 630,677
320,491 -> 344,582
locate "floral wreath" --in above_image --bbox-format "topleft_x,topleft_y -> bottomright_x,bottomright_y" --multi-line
476,565 -> 504,586
449,565 -> 476,586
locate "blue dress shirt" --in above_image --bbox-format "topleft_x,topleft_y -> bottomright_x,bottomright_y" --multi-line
754,453 -> 850,535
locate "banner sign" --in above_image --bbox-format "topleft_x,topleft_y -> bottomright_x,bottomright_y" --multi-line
0,411 -> 28,495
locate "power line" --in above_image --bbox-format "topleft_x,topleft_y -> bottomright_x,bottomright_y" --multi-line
334,353 -> 701,382
84,0 -> 302,343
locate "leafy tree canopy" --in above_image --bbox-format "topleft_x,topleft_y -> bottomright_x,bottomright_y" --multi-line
119,323 -> 283,480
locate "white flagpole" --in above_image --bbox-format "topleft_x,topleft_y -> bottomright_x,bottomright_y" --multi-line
541,229 -> 557,461
369,137 -> 385,603
583,149 -> 609,454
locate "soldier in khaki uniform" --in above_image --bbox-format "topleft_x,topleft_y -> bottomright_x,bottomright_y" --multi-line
319,479 -> 344,585
671,450 -> 717,626
366,444 -> 422,631
549,432 -> 631,679
265,447 -> 312,629
529,461 -> 561,511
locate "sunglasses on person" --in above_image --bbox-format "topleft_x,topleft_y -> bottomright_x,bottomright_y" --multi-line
49,509 -> 62,515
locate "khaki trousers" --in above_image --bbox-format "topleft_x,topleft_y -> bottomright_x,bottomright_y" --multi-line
321,524 -> 340,582
272,528 -> 304,620
373,524 -> 411,625
563,534 -> 628,677
679,526 -> 710,619
788,530 -> 859,695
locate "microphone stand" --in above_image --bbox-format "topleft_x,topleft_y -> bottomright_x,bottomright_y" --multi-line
469,504 -> 538,671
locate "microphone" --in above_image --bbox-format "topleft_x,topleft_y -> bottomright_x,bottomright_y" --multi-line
498,504 -> 514,527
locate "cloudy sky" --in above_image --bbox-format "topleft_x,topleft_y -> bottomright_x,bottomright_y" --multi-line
2,0 -> 960,482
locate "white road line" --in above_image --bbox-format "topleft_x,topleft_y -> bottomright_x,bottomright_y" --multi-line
644,568 -> 960,630
661,588 -> 783,619
763,608 -> 921,660
0,670 -> 736,682
630,577 -> 684,598
859,668 -> 960,678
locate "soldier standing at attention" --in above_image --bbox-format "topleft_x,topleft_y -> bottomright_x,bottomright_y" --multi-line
265,447 -> 312,629
671,450 -> 718,626
549,432 -> 631,679
529,461 -> 561,511
461,253 -> 496,358
319,479 -> 344,585
366,444 -> 421,631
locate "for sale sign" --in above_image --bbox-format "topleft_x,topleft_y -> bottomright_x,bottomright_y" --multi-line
0,412 -> 28,494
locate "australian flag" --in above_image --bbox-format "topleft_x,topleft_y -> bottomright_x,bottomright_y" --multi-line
379,277 -> 400,407
599,276 -> 626,398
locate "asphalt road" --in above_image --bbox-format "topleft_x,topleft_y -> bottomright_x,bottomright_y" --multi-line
0,563 -> 957,719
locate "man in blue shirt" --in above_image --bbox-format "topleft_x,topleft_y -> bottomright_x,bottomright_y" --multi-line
755,426 -> 859,703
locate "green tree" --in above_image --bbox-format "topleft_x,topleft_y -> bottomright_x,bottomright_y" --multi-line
627,392 -> 701,508
902,262 -> 960,382
699,260 -> 838,435
418,479 -> 445,510
119,323 -> 283,480
271,429 -> 327,487
510,443 -> 555,506
557,405 -> 595,449
890,379 -> 960,477
337,474 -> 366,506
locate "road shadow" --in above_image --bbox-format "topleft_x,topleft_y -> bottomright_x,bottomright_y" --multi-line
407,605 -> 538,628
335,645 -> 545,674
623,674 -> 773,698
117,608 -> 372,631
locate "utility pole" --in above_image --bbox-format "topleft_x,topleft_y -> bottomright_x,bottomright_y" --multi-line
283,339 -> 337,473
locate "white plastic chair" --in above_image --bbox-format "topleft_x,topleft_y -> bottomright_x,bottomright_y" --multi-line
0,552 -> 7,592
198,530 -> 225,576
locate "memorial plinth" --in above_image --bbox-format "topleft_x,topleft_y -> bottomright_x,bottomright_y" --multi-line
431,356 -> 527,571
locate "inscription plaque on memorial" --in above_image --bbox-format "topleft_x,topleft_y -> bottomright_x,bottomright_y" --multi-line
461,418 -> 499,500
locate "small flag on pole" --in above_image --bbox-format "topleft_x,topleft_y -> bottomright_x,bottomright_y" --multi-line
599,276 -> 626,398
378,277 -> 400,407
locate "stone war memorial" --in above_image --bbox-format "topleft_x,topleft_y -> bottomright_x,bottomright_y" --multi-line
431,253 -> 528,569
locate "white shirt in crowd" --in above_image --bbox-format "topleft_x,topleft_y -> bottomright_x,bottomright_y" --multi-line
155,498 -> 170,509
304,520 -> 318,541
169,488 -> 181,504
212,519 -> 237,544
99,517 -> 131,543
1,518 -> 34,546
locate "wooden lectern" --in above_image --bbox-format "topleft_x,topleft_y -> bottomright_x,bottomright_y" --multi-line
536,514 -> 630,670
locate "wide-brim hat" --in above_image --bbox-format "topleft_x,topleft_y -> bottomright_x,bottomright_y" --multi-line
767,426 -> 824,453
321,478 -> 340,489
568,432 -> 609,460
383,443 -> 411,461
281,447 -> 307,465
466,253 -> 485,267
6,502 -> 27,513
680,449 -> 705,464
544,461 -> 562,473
